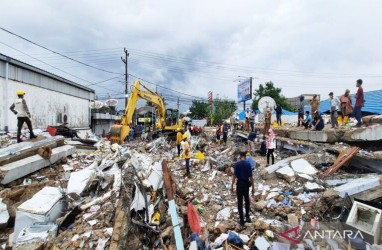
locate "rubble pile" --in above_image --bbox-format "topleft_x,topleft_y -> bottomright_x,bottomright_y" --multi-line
0,127 -> 382,249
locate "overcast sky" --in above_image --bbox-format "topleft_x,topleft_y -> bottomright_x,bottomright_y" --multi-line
1,0 -> 381,111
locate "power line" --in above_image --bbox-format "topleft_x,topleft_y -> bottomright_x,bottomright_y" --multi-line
0,27 -> 124,75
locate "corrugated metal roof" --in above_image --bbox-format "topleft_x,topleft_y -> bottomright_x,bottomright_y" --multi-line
319,89 -> 382,115
0,53 -> 95,93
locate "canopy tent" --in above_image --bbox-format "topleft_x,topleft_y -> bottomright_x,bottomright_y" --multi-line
318,89 -> 382,115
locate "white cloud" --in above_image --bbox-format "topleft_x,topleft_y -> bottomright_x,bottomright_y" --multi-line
1,0 -> 381,111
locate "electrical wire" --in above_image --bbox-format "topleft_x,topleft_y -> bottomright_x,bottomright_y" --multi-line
0,27 -> 124,75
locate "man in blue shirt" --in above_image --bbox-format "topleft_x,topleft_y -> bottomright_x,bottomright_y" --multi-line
246,153 -> 256,170
300,111 -> 312,129
232,152 -> 255,226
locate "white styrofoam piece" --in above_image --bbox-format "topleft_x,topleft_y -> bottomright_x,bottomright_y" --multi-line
147,162 -> 163,191
14,187 -> 66,245
67,162 -> 97,195
18,187 -> 64,214
346,201 -> 382,244
130,183 -> 146,211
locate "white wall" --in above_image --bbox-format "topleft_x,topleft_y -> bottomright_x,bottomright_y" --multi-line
0,78 -> 90,131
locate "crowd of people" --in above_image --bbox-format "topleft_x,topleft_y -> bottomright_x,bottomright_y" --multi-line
298,78 -> 365,130
177,79 -> 365,229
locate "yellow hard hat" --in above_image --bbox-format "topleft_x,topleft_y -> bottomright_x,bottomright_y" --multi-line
17,89 -> 25,95
177,128 -> 180,131
182,134 -> 187,140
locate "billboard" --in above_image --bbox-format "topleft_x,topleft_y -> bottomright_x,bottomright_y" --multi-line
237,79 -> 252,103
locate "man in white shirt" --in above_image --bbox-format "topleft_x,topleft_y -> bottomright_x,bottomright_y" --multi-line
10,90 -> 37,143
329,92 -> 340,129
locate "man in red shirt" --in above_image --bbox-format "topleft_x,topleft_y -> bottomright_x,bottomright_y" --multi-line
354,79 -> 364,127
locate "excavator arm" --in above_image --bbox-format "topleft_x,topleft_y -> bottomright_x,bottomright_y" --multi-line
110,80 -> 167,144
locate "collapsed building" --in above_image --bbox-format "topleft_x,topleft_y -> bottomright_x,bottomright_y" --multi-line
0,118 -> 382,249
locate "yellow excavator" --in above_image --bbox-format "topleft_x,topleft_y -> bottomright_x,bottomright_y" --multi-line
110,80 -> 183,144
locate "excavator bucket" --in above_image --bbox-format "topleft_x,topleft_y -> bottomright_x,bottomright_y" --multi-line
109,125 -> 130,144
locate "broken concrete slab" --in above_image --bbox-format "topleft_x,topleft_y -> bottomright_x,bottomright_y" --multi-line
304,182 -> 325,192
334,175 -> 381,197
0,198 -> 9,229
265,160 -> 289,174
0,145 -> 76,185
290,159 -> 318,175
276,166 -> 295,183
297,173 -> 314,181
14,187 -> 66,245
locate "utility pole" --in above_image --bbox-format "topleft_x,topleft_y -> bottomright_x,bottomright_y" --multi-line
177,97 -> 180,121
121,48 -> 129,108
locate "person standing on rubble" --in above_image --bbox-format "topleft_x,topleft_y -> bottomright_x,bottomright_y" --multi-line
310,94 -> 319,115
10,90 -> 37,143
249,111 -> 255,132
297,95 -> 305,126
216,123 -> 222,145
329,92 -> 340,129
266,129 -> 276,165
274,103 -> 282,126
247,130 -> 256,155
176,128 -> 183,157
340,89 -> 353,126
231,151 -> 255,226
354,79 -> 364,127
222,121 -> 229,146
263,108 -> 272,136
184,126 -> 191,141
182,134 -> 192,177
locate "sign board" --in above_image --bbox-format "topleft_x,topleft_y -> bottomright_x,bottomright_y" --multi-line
138,117 -> 151,123
237,79 -> 252,103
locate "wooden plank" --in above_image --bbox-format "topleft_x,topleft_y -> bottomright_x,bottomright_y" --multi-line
322,147 -> 360,176
0,137 -> 65,166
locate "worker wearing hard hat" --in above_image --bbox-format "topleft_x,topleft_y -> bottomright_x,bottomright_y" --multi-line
176,128 -> 183,157
9,90 -> 37,143
182,134 -> 191,178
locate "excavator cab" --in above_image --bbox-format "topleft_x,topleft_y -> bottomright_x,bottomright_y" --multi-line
165,109 -> 179,127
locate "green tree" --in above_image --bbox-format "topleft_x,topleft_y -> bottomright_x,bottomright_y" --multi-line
189,100 -> 210,119
251,81 -> 294,112
213,98 -> 237,124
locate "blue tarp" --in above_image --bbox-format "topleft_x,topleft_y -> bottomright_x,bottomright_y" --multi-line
236,108 -> 297,121
318,89 -> 382,115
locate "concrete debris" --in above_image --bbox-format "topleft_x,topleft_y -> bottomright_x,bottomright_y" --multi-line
0,126 -> 381,249
334,175 -> 381,197
275,166 -> 296,183
304,182 -> 325,191
290,158 -> 318,175
0,144 -> 76,184
0,198 -> 9,229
